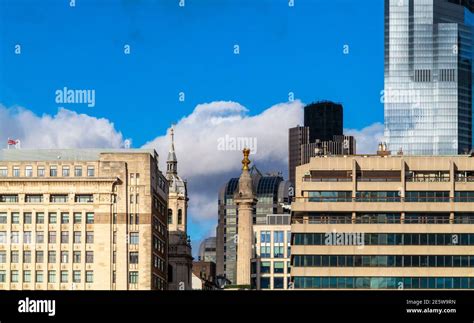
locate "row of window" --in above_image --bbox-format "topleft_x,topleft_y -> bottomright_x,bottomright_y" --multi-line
0,165 -> 95,178
307,191 -> 474,202
292,255 -> 474,268
251,261 -> 290,274
293,233 -> 474,246
293,276 -> 474,289
0,194 -> 94,204
299,213 -> 474,224
0,231 -> 94,244
0,250 -> 93,263
167,209 -> 184,225
0,212 -> 94,224
0,270 -> 94,284
259,245 -> 290,259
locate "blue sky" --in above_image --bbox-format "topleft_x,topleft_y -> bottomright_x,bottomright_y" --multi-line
0,0 -> 385,252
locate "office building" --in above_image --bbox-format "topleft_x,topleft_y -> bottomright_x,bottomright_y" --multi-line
304,101 -> 343,143
0,149 -> 168,290
166,129 -> 193,290
289,101 -> 355,186
251,214 -> 291,290
290,152 -> 474,289
384,0 -> 474,155
192,261 -> 218,290
198,237 -> 216,263
216,167 -> 292,284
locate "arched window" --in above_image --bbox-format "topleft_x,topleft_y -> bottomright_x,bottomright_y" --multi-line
168,209 -> 173,224
178,209 -> 182,225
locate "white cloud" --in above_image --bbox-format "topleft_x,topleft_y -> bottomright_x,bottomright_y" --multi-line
0,105 -> 127,148
345,122 -> 384,154
143,100 -> 305,224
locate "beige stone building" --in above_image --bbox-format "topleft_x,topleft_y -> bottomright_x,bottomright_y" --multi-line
0,148 -> 168,290
165,129 -> 193,290
291,152 -> 474,289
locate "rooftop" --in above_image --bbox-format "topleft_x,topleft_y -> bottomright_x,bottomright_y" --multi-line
0,148 -> 157,161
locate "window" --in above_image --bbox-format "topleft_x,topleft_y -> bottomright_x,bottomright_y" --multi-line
11,251 -> 19,263
260,246 -> 271,258
36,271 -> 43,283
50,166 -> 57,177
87,166 -> 95,177
0,251 -> 5,263
86,231 -> 94,243
74,166 -> 82,177
274,277 -> 284,289
35,250 -> 44,264
11,270 -> 19,283
36,213 -> 44,224
129,271 -> 138,284
260,277 -> 270,289
12,212 -> 19,224
0,231 -> 5,243
36,231 -> 44,244
61,231 -> 69,243
13,167 -> 20,177
86,213 -> 94,224
0,195 -> 18,203
178,209 -> 182,224
405,191 -> 450,203
86,271 -> 93,283
260,231 -> 271,243
130,252 -> 139,264
23,231 -> 32,244
130,232 -> 139,244
61,213 -> 69,224
274,246 -> 284,258
0,271 -> 6,282
61,271 -> 68,283
25,166 -> 33,177
26,195 -> 43,203
308,191 -> 352,202
61,251 -> 69,263
24,212 -> 32,224
50,195 -> 68,203
274,261 -> 284,274
73,213 -> 82,224
11,231 -> 19,243
0,167 -> 7,177
135,214 -> 139,225
48,231 -> 56,244
76,195 -> 94,203
73,251 -> 81,263
38,167 -> 45,177
274,231 -> 284,243
48,271 -> 56,283
0,213 -> 6,224
73,231 -> 81,243
48,251 -> 56,263
86,251 -> 93,263
356,191 -> 400,202
168,209 -> 172,224
48,213 -> 57,224
73,271 -> 81,283
62,166 -> 70,177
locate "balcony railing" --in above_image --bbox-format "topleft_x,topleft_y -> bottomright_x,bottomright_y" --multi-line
303,177 -> 352,182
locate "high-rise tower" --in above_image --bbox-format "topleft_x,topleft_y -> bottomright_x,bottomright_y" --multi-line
384,0 -> 474,155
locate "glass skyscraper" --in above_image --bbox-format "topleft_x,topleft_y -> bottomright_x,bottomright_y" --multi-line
384,0 -> 474,155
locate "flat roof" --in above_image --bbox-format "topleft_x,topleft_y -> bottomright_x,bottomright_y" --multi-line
0,149 -> 156,162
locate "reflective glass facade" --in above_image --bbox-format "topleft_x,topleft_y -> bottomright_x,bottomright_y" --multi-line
384,0 -> 474,155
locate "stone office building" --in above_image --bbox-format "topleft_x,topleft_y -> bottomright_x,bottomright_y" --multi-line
291,152 -> 474,289
0,149 -> 168,290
